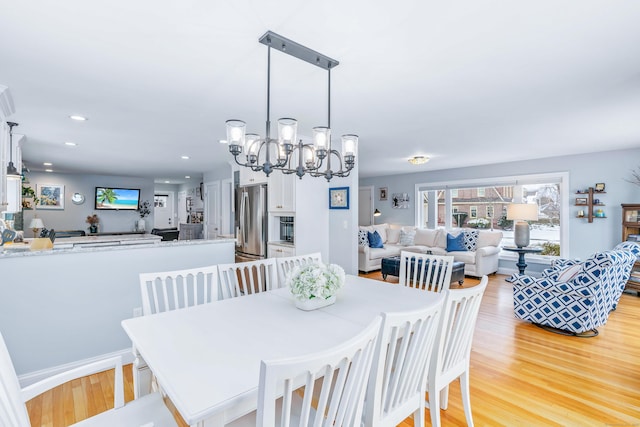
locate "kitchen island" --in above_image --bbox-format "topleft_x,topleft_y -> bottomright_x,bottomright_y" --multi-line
0,237 -> 235,383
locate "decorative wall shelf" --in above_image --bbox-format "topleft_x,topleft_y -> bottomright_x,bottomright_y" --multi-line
575,187 -> 606,223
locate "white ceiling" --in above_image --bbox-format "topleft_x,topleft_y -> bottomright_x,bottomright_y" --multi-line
1,1 -> 639,182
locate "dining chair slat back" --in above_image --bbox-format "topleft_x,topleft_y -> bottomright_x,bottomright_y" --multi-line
0,332 -> 177,427
427,276 -> 488,427
139,265 -> 219,315
364,301 -> 445,427
399,251 -> 455,293
275,252 -> 322,285
218,258 -> 279,300
256,317 -> 382,427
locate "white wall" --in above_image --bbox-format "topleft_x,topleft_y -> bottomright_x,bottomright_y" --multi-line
360,147 -> 640,261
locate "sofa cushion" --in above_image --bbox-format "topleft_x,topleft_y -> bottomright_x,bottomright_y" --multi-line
386,228 -> 401,244
402,245 -> 430,254
368,245 -> 401,260
557,263 -> 583,282
447,233 -> 466,252
399,229 -> 416,246
451,251 -> 476,264
477,230 -> 503,248
462,229 -> 479,251
358,229 -> 369,247
372,223 -> 389,243
414,229 -> 440,247
368,231 -> 384,248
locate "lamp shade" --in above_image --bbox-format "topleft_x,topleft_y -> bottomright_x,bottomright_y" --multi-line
29,218 -> 44,229
374,209 -> 381,217
506,203 -> 539,221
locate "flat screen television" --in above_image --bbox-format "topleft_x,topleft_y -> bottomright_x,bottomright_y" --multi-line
95,187 -> 140,211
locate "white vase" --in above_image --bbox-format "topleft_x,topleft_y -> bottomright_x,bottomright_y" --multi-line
137,219 -> 146,232
294,295 -> 336,311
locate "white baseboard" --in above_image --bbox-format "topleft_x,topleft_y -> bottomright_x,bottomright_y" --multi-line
18,348 -> 135,388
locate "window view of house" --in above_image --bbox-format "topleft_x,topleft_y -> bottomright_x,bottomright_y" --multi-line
420,182 -> 561,255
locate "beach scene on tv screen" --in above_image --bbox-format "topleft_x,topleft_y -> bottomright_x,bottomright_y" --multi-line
96,188 -> 139,210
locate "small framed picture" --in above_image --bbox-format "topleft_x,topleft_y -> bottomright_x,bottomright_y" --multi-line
36,184 -> 65,210
379,187 -> 388,201
575,197 -> 588,205
329,187 -> 349,209
594,183 -> 605,192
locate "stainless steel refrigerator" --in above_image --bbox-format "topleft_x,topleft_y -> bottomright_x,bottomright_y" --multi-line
235,183 -> 268,262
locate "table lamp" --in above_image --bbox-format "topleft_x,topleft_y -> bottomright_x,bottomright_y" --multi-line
29,218 -> 44,238
506,203 -> 538,248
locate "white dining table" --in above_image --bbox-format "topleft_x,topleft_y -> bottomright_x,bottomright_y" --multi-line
121,274 -> 443,426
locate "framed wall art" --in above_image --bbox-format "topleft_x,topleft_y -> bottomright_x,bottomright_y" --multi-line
329,187 -> 349,209
392,193 -> 410,209
379,187 -> 388,201
36,184 -> 65,210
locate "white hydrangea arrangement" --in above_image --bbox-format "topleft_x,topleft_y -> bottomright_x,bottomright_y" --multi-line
287,262 -> 345,301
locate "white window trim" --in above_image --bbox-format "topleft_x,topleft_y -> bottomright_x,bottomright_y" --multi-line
414,172 -> 570,258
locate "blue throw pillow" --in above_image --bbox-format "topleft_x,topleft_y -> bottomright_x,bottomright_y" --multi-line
446,233 -> 466,252
367,230 -> 384,248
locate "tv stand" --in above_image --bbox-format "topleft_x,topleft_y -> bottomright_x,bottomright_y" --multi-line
88,231 -> 146,236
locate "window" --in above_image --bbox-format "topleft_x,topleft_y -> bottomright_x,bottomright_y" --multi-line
416,172 -> 568,257
154,195 -> 168,208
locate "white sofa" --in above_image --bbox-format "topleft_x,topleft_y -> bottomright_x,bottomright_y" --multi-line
358,223 -> 503,277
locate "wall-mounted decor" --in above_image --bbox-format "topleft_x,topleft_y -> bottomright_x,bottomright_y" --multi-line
329,187 -> 349,209
36,184 -> 64,210
594,182 -> 605,192
379,187 -> 388,201
392,193 -> 410,209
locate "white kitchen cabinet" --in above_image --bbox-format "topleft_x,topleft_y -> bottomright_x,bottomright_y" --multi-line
268,242 -> 295,258
239,166 -> 267,186
268,171 -> 295,213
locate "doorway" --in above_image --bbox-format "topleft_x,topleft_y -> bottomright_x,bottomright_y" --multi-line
358,186 -> 374,226
154,192 -> 174,228
204,181 -> 220,239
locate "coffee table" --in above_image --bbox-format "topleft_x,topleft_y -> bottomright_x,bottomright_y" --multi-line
381,255 -> 465,285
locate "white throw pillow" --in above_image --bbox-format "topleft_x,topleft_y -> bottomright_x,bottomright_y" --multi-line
557,263 -> 582,282
399,229 -> 416,246
413,229 -> 440,247
477,230 -> 503,248
386,228 -> 401,244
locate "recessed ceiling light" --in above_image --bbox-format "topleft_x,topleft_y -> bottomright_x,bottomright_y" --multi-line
164,180 -> 170,184
181,155 -> 190,160
219,139 -> 228,144
43,162 -> 52,166
64,141 -> 77,146
185,175 -> 191,179
69,115 -> 88,121
45,169 -> 53,173
408,156 -> 429,165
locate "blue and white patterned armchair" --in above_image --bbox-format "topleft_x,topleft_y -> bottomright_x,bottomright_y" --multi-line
510,242 -> 640,335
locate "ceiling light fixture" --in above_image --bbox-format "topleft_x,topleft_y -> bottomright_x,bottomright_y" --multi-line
43,162 -> 52,166
185,175 -> 190,179
5,122 -> 20,179
181,155 -> 190,160
408,156 -> 429,165
45,169 -> 53,173
226,31 -> 358,182
69,115 -> 87,121
64,141 -> 77,146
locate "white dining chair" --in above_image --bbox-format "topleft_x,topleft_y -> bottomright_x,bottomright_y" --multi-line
0,332 -> 177,427
136,265 -> 219,398
275,252 -> 322,285
228,317 -> 382,427
138,265 -> 219,315
218,258 -> 279,300
426,276 -> 488,427
399,251 -> 455,293
364,301 -> 445,427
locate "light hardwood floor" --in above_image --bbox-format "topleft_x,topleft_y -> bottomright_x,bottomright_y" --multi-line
25,273 -> 640,426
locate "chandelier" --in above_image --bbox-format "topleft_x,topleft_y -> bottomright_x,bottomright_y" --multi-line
226,31 -> 357,182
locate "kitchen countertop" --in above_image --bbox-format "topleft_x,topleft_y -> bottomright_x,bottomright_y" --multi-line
0,237 -> 236,259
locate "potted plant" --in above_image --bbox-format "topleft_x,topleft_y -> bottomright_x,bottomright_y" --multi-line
21,185 -> 39,209
86,214 -> 99,234
286,262 -> 345,310
137,200 -> 151,231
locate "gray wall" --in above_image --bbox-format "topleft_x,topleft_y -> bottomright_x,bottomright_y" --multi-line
360,147 -> 640,261
0,241 -> 235,377
22,172 -> 155,235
